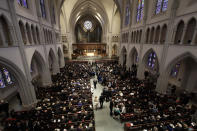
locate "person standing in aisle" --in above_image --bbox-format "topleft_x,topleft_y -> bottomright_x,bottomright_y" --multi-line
93,79 -> 97,89
99,94 -> 104,109
109,99 -> 114,116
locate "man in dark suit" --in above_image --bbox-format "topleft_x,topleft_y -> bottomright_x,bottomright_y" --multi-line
109,99 -> 114,116
93,79 -> 97,89
99,95 -> 104,108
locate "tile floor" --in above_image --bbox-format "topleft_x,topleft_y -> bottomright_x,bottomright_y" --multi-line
90,77 -> 124,131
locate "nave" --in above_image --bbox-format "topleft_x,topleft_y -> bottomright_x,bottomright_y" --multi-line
1,60 -> 197,131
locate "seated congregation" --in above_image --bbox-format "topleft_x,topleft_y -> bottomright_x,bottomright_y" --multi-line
95,61 -> 197,131
3,62 -> 95,131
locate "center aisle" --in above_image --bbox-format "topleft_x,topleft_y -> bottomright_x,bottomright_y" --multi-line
90,77 -> 124,131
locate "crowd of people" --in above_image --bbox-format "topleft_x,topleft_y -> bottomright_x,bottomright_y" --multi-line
1,60 -> 197,131
94,61 -> 197,131
3,62 -> 95,131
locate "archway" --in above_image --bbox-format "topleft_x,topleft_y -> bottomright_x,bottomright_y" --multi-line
0,15 -> 12,46
146,28 -> 150,43
19,21 -> 27,45
128,48 -> 138,77
58,47 -> 64,68
120,46 -> 127,67
174,21 -> 184,44
160,24 -> 167,44
0,57 -> 36,108
150,27 -> 155,43
75,15 -> 102,43
48,49 -> 59,74
166,53 -> 197,96
30,51 -> 51,88
183,18 -> 196,45
155,26 -> 160,43
26,23 -> 32,44
142,49 -> 159,82
129,48 -> 138,68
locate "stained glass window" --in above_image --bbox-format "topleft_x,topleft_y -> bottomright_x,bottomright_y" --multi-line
125,6 -> 130,26
17,0 -> 22,5
147,52 -> 156,68
162,0 -> 168,12
0,71 -> 5,88
23,0 -> 28,8
170,63 -> 180,77
3,68 -> 12,85
17,0 -> 28,8
156,0 -> 162,14
140,0 -> 144,20
156,0 -> 168,14
136,55 -> 139,63
137,0 -> 144,22
40,0 -> 46,18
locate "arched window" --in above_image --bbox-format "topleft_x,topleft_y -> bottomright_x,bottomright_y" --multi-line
19,21 -> 27,45
36,27 -> 40,44
147,52 -> 156,68
125,6 -> 130,26
17,0 -> 28,8
40,0 -> 46,18
0,16 -> 12,46
170,63 -> 180,77
0,71 -> 5,88
3,68 -> 13,84
137,0 -> 144,22
0,68 -> 13,88
156,0 -> 168,14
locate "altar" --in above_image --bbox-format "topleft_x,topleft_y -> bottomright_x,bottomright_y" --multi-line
72,43 -> 107,59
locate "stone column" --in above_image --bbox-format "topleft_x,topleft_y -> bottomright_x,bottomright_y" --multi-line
0,26 -> 7,47
7,0 -> 37,107
8,26 -> 17,46
152,29 -> 156,44
191,28 -> 197,45
158,28 -> 162,44
180,25 -> 187,45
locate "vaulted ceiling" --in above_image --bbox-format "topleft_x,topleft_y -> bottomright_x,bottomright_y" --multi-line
60,0 -> 120,34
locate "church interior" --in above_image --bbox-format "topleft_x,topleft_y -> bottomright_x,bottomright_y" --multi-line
0,0 -> 197,130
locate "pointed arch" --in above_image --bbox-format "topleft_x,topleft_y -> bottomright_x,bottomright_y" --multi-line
131,32 -> 134,43
0,15 -> 12,46
139,30 -> 142,43
36,26 -> 40,44
146,28 -> 150,43
136,31 -> 139,43
26,23 -> 32,44
31,25 -> 36,44
183,18 -> 196,44
174,20 -> 184,44
48,48 -> 59,74
30,50 -> 51,86
58,47 -> 65,68
134,31 -> 136,43
160,24 -> 167,44
165,52 -> 197,92
166,52 -> 197,74
120,46 -> 127,67
155,26 -> 160,43
142,48 -> 159,73
19,21 -> 27,45
0,56 -> 36,105
128,47 -> 138,68
150,27 -> 155,43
